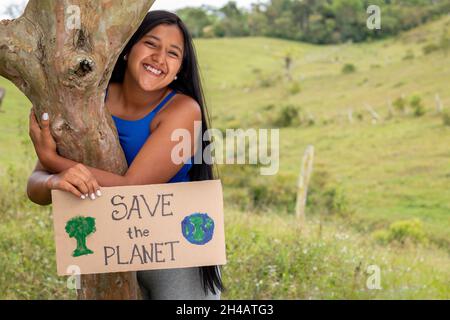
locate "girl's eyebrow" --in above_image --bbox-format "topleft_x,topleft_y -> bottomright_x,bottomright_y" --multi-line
144,35 -> 183,54
146,35 -> 160,41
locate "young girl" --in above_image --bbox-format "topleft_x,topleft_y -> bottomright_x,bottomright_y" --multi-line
27,10 -> 223,300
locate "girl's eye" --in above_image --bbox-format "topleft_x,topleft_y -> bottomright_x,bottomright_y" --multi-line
169,52 -> 179,58
145,41 -> 156,47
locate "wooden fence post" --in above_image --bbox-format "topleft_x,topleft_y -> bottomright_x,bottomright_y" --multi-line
387,99 -> 394,119
0,87 -> 4,113
296,145 -> 315,230
348,108 -> 353,124
435,94 -> 444,113
365,103 -> 380,124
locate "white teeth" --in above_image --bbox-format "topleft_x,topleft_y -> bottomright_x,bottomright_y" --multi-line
144,64 -> 162,75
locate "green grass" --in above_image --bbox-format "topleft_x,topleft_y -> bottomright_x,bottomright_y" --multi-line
222,209 -> 449,299
0,16 -> 449,299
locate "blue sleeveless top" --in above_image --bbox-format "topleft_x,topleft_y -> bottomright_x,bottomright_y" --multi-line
108,89 -> 193,183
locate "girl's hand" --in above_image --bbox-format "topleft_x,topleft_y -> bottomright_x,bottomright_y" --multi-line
46,164 -> 102,200
29,107 -> 57,167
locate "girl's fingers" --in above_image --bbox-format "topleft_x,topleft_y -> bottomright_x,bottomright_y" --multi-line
41,112 -> 49,129
66,170 -> 91,196
76,164 -> 102,197
86,178 -> 100,199
40,112 -> 52,138
73,170 -> 97,199
29,108 -> 40,138
68,176 -> 90,196
92,179 -> 102,197
60,181 -> 83,199
84,173 -> 101,198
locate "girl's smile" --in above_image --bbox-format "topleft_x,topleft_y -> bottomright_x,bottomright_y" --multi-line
143,63 -> 165,77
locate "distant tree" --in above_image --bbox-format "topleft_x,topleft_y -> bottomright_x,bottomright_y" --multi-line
176,7 -> 215,38
247,3 -> 269,36
218,1 -> 250,36
172,0 -> 450,44
331,0 -> 366,42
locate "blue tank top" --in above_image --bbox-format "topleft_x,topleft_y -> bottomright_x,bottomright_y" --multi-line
108,89 -> 193,183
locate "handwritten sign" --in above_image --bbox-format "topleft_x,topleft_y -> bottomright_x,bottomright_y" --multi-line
52,180 -> 226,276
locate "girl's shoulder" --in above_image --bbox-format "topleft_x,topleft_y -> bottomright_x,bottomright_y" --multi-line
152,92 -> 202,130
162,91 -> 201,119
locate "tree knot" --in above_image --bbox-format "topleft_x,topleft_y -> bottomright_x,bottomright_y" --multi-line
73,58 -> 95,77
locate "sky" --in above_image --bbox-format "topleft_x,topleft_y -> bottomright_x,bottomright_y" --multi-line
0,0 -> 263,19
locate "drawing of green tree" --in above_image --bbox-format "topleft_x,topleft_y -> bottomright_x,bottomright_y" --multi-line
65,216 -> 96,257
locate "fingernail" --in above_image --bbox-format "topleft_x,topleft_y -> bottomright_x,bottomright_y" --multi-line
96,190 -> 102,197
90,193 -> 96,200
81,195 -> 86,200
42,113 -> 49,121
85,194 -> 88,198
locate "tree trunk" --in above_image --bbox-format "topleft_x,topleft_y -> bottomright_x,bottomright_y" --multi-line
0,0 -> 155,299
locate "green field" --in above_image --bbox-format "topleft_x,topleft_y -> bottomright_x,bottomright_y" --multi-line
0,16 -> 449,299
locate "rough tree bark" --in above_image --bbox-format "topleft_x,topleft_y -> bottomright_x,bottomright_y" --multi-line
0,0 -> 155,299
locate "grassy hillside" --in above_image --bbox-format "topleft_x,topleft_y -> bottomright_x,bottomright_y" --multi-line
0,16 -> 449,299
195,15 -> 450,246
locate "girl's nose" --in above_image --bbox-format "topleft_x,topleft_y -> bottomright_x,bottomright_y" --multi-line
152,51 -> 164,64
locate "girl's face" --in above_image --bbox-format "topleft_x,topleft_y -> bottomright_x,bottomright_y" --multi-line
126,24 -> 184,91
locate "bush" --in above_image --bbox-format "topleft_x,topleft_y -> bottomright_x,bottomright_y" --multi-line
272,105 -> 301,128
307,170 -> 353,218
393,96 -> 406,113
373,219 -> 428,245
389,219 -> 427,243
402,49 -> 415,60
247,174 -> 297,213
373,218 -> 428,245
306,114 -> 315,126
259,77 -> 273,88
355,111 -> 364,121
342,63 -> 356,74
410,95 -> 426,117
422,43 -> 440,55
263,104 -> 275,111
257,73 -> 282,88
442,110 -> 450,126
289,81 -> 301,95
392,81 -> 405,88
224,187 -> 251,210
220,164 -> 297,213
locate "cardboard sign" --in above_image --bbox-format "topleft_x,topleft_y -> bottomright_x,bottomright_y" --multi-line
52,180 -> 226,276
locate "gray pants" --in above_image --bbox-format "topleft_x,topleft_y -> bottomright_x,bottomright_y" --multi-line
137,267 -> 221,300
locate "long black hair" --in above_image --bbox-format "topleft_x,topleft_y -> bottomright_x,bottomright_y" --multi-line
109,10 -> 223,296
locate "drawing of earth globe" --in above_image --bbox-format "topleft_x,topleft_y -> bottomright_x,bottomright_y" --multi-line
181,213 -> 215,245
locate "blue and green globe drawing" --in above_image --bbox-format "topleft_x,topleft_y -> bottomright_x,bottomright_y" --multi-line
181,213 -> 215,245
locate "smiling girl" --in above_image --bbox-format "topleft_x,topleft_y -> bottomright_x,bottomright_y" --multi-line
27,10 -> 223,300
